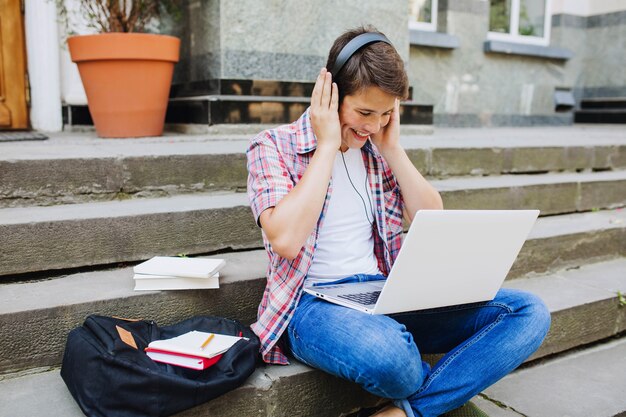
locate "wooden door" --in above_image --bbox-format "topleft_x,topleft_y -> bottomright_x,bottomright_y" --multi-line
0,0 -> 28,130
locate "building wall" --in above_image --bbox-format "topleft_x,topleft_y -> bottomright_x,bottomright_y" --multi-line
172,0 -> 625,126
408,0 -> 626,126
220,0 -> 408,81
409,1 -> 571,126
541,7 -> 626,100
171,0 -> 408,95
577,11 -> 626,97
552,0 -> 626,16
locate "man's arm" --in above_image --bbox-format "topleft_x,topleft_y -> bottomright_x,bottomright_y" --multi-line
259,68 -> 341,260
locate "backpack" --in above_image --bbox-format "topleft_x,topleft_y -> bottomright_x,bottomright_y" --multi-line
61,314 -> 260,417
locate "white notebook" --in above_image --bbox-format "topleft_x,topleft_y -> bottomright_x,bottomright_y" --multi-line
133,273 -> 220,291
147,330 -> 243,359
133,256 -> 226,279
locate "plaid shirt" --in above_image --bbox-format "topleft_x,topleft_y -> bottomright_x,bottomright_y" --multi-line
246,108 -> 405,364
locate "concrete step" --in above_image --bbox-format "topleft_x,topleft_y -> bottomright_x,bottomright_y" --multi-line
1,129 -> 624,208
503,258 -> 626,360
507,209 -> 625,279
0,222 -> 624,376
481,336 -> 626,417
0,136 -> 250,208
1,173 -> 624,277
433,170 -> 626,214
1,258 -> 625,416
0,191 -> 258,277
0,361 -> 380,417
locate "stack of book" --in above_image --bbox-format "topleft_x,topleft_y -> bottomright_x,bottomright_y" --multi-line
145,330 -> 243,370
133,256 -> 226,291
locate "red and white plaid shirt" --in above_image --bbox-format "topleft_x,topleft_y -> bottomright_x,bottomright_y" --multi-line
246,108 -> 405,364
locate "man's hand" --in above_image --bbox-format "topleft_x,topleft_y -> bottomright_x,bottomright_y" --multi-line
310,68 -> 341,152
371,98 -> 401,156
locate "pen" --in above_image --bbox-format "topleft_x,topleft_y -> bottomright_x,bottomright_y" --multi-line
200,333 -> 215,349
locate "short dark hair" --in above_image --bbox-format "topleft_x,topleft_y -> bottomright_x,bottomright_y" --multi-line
326,26 -> 409,102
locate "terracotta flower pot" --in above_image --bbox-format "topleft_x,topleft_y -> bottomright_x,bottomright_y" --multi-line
68,33 -> 180,138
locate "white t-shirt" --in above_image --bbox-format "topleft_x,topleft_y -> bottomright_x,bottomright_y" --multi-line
305,148 -> 381,286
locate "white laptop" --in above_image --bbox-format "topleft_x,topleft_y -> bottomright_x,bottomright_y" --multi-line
303,209 -> 539,315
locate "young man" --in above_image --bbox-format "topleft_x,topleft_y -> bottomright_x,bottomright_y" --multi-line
246,26 -> 550,417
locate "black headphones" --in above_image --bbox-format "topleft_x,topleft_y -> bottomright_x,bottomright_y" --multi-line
331,32 -> 392,76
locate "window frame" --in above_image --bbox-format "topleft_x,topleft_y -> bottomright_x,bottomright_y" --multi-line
409,0 -> 438,32
487,0 -> 552,46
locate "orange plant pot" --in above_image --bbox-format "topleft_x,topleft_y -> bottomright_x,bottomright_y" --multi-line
68,33 -> 180,138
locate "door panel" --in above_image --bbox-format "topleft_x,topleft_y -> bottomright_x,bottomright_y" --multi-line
0,0 -> 28,130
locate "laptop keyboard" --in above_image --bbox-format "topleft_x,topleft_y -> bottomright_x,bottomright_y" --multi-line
338,291 -> 381,306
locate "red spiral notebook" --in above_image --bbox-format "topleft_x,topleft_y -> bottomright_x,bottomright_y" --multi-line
145,348 -> 223,370
145,330 -> 243,370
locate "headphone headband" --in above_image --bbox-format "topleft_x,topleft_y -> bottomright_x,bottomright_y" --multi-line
330,33 -> 392,76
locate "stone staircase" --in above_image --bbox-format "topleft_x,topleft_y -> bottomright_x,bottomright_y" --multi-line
0,126 -> 625,417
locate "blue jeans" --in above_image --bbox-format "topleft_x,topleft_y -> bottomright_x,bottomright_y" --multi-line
286,275 -> 551,417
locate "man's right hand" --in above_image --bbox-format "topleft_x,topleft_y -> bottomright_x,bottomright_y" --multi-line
309,68 -> 341,152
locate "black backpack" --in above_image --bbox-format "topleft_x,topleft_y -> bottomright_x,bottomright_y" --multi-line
61,314 -> 260,417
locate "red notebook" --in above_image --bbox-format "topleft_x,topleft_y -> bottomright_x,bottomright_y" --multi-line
145,348 -> 223,370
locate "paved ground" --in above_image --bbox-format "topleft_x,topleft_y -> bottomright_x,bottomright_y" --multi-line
483,336 -> 626,417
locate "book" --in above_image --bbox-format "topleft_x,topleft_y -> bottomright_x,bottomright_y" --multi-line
145,349 -> 223,370
133,273 -> 220,291
146,330 -> 243,359
133,256 -> 226,279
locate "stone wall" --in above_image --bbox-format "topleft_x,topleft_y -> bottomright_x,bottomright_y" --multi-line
171,0 -> 408,95
168,0 -> 222,94
219,0 -> 408,81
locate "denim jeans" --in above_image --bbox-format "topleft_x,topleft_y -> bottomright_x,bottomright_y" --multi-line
286,274 -> 551,417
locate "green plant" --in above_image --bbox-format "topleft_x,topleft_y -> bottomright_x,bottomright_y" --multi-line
489,0 -> 510,33
57,0 -> 182,33
489,0 -> 539,37
518,3 -> 536,36
618,291 -> 626,307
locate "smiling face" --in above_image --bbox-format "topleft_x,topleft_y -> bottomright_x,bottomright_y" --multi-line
338,86 -> 397,152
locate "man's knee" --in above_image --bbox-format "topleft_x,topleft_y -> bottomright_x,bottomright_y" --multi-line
507,289 -> 551,349
356,334 -> 426,399
524,291 -> 551,341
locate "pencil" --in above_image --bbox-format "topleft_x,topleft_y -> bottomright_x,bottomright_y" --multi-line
200,333 -> 215,349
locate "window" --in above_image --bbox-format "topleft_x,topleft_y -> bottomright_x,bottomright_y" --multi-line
488,0 -> 552,45
409,0 -> 438,32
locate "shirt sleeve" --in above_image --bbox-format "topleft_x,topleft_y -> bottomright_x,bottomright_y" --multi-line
246,132 -> 294,227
